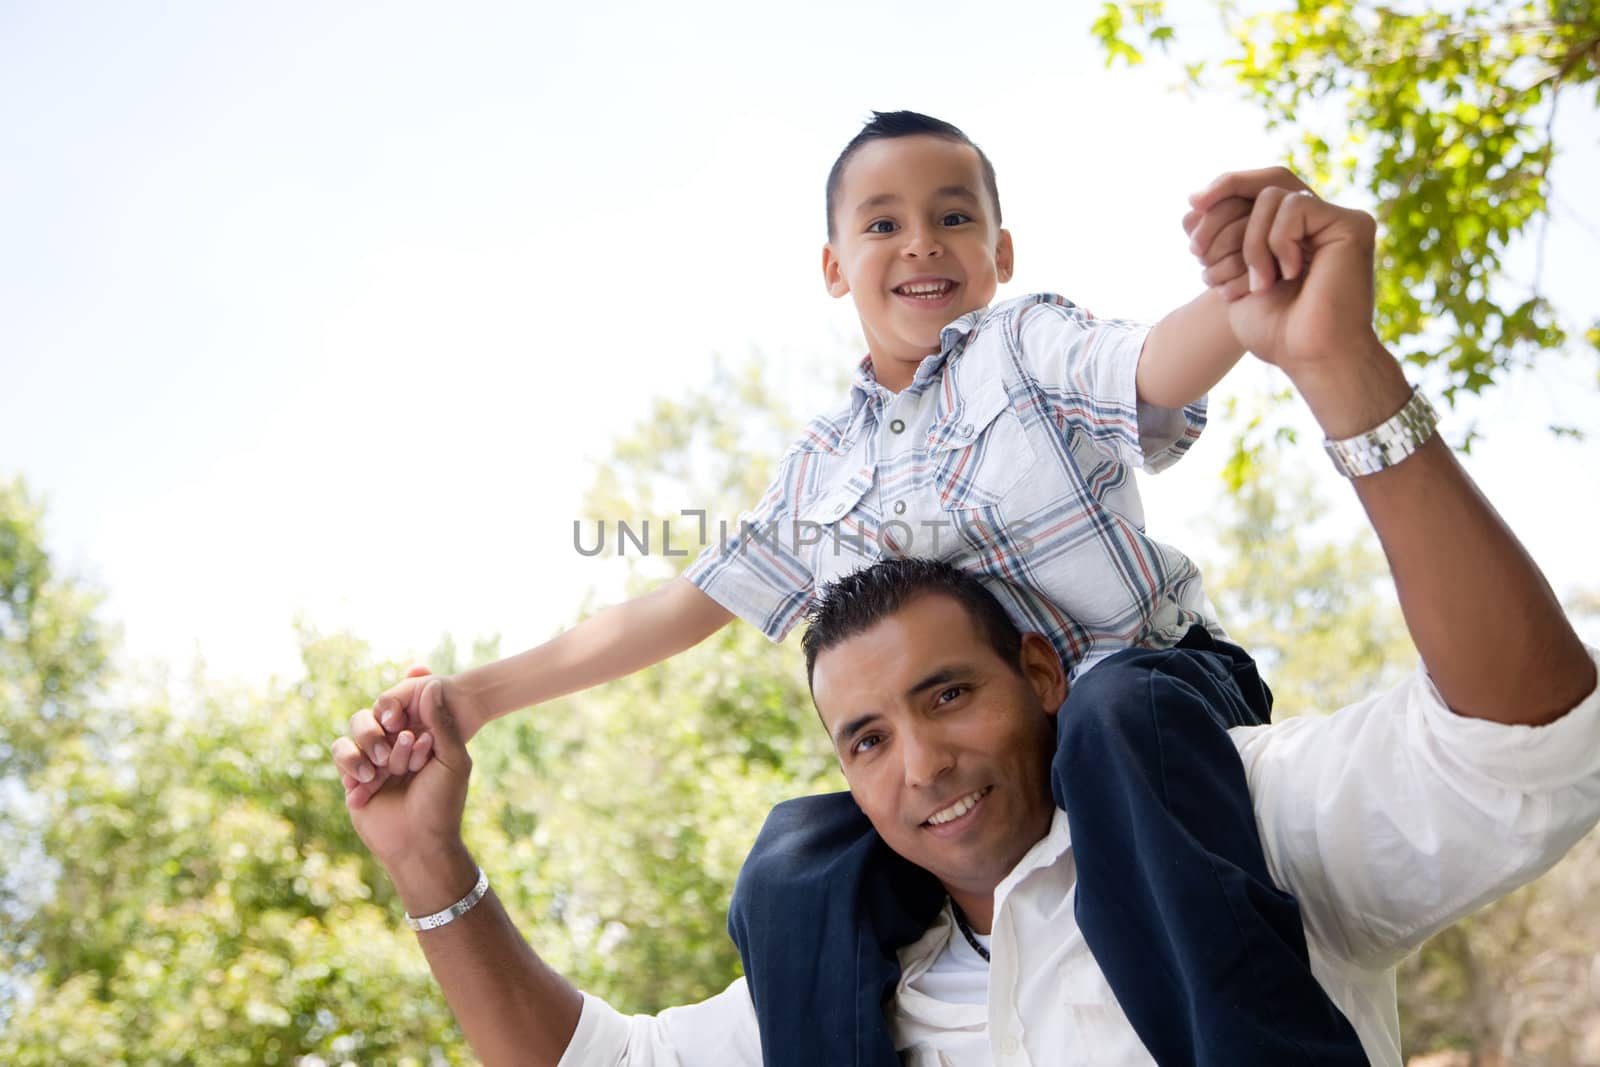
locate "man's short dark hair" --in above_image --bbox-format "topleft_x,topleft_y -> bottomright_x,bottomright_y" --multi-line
802,558 -> 1023,689
825,111 -> 1003,240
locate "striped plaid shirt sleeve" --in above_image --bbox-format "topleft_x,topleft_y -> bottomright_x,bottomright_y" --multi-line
681,446 -> 817,643
1014,298 -> 1206,474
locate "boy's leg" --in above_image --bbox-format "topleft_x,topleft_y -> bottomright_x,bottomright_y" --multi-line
728,792 -> 944,1067
1058,625 -> 1368,1065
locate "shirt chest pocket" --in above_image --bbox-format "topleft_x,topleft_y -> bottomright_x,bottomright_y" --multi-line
797,442 -> 880,586
926,378 -> 1039,511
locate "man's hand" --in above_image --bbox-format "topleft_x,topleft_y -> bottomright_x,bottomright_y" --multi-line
334,675 -> 473,871
1187,167 -> 1380,377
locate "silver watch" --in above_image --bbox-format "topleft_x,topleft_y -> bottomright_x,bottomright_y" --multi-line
1323,386 -> 1438,478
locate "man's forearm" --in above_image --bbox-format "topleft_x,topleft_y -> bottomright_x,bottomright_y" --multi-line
1136,288 -> 1246,409
1291,336 -> 1595,725
387,848 -> 583,1067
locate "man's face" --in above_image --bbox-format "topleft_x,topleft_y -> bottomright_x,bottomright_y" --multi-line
823,135 -> 1014,391
811,594 -> 1064,916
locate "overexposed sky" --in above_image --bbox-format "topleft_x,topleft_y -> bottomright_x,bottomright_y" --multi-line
3,0 -> 1597,685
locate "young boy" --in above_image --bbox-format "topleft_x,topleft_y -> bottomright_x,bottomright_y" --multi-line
337,113 -> 1366,1064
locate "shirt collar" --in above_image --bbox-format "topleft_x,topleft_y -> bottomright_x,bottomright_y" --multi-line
849,305 -> 991,410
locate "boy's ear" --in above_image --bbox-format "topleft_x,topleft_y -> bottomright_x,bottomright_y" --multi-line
996,229 -> 1015,284
822,243 -> 850,299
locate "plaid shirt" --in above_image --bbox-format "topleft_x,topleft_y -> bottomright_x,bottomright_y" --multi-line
684,293 -> 1219,678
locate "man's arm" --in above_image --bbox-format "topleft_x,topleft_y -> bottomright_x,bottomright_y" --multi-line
387,848 -> 584,1067
335,679 -> 764,1067
1191,170 -> 1594,723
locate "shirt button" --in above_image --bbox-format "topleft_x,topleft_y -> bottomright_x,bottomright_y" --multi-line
1001,1035 -> 1020,1056
893,500 -> 907,516
889,418 -> 906,434
958,423 -> 975,438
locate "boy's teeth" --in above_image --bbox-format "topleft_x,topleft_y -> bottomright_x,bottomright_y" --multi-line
897,281 -> 953,296
926,787 -> 989,826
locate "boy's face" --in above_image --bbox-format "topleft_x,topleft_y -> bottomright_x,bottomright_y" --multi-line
823,135 -> 1014,391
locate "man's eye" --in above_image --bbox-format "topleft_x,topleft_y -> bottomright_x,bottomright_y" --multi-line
853,734 -> 883,754
942,212 -> 971,226
867,219 -> 897,234
936,686 -> 967,705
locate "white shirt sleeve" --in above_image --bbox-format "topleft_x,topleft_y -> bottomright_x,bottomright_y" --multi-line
1234,648 -> 1600,971
558,978 -> 764,1067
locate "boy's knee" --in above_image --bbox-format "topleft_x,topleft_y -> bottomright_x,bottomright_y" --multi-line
729,792 -> 873,929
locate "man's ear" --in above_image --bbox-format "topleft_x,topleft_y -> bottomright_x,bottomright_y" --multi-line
996,229 -> 1015,285
822,243 -> 850,299
1018,632 -> 1067,715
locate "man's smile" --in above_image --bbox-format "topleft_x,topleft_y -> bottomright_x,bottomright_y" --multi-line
922,785 -> 993,834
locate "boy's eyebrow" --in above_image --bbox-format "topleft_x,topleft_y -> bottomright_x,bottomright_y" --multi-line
853,185 -> 980,217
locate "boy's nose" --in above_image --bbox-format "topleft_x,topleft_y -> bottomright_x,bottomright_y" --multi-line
901,227 -> 944,258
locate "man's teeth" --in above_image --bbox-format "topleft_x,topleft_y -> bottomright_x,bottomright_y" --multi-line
926,787 -> 989,826
896,281 -> 954,298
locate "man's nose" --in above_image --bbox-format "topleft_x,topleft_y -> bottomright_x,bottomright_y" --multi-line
901,725 -> 955,789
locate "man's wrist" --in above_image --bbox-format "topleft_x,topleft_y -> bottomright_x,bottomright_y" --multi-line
384,841 -> 480,918
1281,332 -> 1413,440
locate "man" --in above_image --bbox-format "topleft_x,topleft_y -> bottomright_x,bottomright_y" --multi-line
334,174 -> 1600,1066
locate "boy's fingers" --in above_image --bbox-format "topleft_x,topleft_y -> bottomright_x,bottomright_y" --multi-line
1200,216 -> 1249,267
1217,273 -> 1253,302
1202,252 -> 1248,288
348,705 -> 392,763
386,731 -> 416,776
1189,166 -> 1311,212
1241,186 -> 1290,292
332,735 -> 377,783
1186,197 -> 1251,259
408,732 -> 435,773
373,668 -> 431,732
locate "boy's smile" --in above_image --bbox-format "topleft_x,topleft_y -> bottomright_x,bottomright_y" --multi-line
823,135 -> 1014,392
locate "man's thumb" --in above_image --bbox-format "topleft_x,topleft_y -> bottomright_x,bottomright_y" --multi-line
421,678 -> 468,763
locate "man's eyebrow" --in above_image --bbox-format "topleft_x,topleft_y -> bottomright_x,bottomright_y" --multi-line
906,665 -> 966,698
853,186 -> 979,217
832,711 -> 881,747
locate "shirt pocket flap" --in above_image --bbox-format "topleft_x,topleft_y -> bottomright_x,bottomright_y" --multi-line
799,465 -> 875,524
925,376 -> 1012,454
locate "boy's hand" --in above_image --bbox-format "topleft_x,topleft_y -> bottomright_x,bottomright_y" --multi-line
1188,168 -> 1380,375
1183,167 -> 1316,300
335,668 -> 489,807
337,675 -> 474,872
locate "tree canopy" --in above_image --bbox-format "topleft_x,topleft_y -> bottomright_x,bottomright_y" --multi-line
1093,0 -> 1600,443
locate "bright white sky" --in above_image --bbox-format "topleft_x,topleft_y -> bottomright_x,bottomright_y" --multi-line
3,1 -> 1598,686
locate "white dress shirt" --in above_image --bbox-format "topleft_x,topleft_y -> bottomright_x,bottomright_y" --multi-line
557,650 -> 1600,1066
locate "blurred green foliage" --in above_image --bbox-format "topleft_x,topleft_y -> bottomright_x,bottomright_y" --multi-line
1092,0 -> 1600,448
4,339 -> 1597,1063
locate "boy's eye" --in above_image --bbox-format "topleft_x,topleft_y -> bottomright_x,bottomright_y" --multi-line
936,685 -> 968,705
941,212 -> 971,226
866,219 -> 898,234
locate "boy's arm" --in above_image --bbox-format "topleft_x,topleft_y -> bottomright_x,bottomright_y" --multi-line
1133,286 -> 1246,409
335,577 -> 733,801
1136,170 -> 1320,410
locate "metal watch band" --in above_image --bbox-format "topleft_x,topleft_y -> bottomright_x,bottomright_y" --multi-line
405,867 -> 489,932
1322,386 -> 1438,478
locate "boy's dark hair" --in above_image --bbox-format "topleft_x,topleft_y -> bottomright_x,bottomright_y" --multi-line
825,110 -> 1002,240
802,558 -> 1023,689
